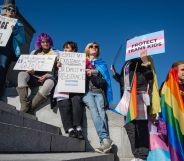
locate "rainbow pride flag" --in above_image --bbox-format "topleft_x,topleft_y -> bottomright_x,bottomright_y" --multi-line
127,72 -> 137,122
160,68 -> 184,161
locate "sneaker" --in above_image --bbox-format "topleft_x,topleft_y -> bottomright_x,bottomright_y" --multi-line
95,138 -> 112,153
68,130 -> 77,138
76,130 -> 84,140
102,138 -> 112,153
95,146 -> 104,153
95,142 -> 104,153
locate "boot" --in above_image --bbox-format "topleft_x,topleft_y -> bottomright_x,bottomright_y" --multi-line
16,86 -> 30,112
31,92 -> 47,110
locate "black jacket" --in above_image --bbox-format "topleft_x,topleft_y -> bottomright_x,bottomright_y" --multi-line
86,72 -> 108,107
113,58 -> 153,97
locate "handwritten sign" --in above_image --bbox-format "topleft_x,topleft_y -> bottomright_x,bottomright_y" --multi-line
57,51 -> 86,93
0,15 -> 17,46
13,54 -> 57,71
126,30 -> 165,60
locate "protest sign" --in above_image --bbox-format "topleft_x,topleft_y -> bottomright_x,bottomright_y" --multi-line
126,30 -> 165,60
13,54 -> 57,71
57,51 -> 86,93
0,15 -> 17,46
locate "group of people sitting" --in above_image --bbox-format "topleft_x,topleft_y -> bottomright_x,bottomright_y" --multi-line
0,4 -> 183,161
17,36 -> 113,154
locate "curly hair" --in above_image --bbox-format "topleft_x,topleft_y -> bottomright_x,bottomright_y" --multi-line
35,33 -> 53,48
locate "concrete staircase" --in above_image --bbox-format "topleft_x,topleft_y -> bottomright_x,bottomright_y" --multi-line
0,88 -> 115,161
0,101 -> 85,153
0,87 -> 135,161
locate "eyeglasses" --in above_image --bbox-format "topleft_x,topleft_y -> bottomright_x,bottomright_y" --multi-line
89,45 -> 99,49
7,8 -> 16,13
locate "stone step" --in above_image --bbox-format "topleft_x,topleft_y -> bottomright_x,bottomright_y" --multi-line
0,101 -> 61,135
0,122 -> 85,153
4,87 -> 134,161
0,152 -> 114,161
0,100 -> 36,120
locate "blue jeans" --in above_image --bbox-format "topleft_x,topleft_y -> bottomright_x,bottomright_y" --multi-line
83,92 -> 109,141
0,38 -> 16,97
0,52 -> 12,96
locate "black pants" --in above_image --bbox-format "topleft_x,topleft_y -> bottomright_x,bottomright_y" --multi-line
58,94 -> 83,133
124,120 -> 149,160
0,51 -> 16,97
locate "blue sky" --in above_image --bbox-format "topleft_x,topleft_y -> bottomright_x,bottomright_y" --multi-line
2,0 -> 184,104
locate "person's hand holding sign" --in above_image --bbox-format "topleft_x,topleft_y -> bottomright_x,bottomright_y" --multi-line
56,58 -> 62,68
86,69 -> 92,77
110,65 -> 117,75
38,74 -> 47,83
26,69 -> 35,75
140,50 -> 151,67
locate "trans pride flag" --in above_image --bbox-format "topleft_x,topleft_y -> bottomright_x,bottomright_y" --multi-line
107,70 -> 137,121
147,122 -> 171,161
160,68 -> 184,161
94,58 -> 113,104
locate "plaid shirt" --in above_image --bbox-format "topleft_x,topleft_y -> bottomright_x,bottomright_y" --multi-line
135,91 -> 150,120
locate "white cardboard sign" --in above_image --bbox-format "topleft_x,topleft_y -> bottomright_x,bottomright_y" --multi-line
57,51 -> 86,93
0,15 -> 17,46
13,54 -> 57,72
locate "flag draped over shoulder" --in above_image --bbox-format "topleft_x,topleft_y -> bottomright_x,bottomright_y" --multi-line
110,57 -> 160,122
126,71 -> 137,122
94,58 -> 113,104
160,68 -> 184,161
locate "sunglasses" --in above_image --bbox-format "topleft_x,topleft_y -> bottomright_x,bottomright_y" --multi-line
89,45 -> 99,49
7,8 -> 16,13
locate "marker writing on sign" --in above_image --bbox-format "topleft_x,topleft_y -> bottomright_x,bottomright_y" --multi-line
0,21 -> 9,29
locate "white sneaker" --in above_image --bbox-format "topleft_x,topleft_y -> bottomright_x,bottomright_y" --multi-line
95,146 -> 104,153
102,138 -> 112,153
95,138 -> 112,153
